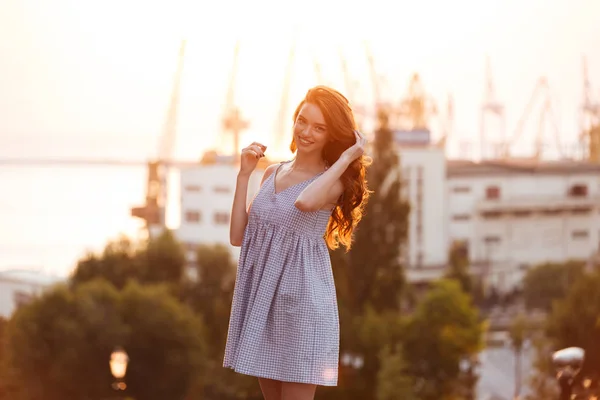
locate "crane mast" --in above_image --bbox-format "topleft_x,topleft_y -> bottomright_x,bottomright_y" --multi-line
273,40 -> 296,155
580,56 -> 600,162
480,56 -> 506,159
221,40 -> 248,163
131,39 -> 187,237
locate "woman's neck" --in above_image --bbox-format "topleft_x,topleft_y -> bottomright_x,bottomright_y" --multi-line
291,151 -> 327,173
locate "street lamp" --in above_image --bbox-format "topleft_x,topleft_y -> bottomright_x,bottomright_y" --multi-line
552,347 -> 584,400
459,356 -> 479,400
109,347 -> 129,391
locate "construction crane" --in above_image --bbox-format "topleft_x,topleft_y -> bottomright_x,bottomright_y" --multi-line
393,73 -> 438,132
437,93 -> 454,151
580,56 -> 600,162
338,46 -> 368,131
364,41 -> 383,108
221,40 -> 249,163
131,39 -> 187,238
273,39 -> 296,155
500,77 -> 564,160
480,56 -> 506,159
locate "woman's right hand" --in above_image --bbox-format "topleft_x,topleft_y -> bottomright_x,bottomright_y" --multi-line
239,142 -> 267,176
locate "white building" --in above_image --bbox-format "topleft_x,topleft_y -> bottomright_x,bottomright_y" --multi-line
398,145 -> 449,281
388,128 -> 449,283
0,269 -> 64,318
176,156 -> 270,266
447,159 -> 600,293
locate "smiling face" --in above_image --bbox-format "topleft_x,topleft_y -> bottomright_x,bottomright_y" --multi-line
292,102 -> 329,154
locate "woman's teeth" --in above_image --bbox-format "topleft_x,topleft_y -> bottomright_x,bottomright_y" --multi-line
299,137 -> 313,145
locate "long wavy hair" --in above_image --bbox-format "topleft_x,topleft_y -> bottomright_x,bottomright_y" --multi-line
290,86 -> 371,251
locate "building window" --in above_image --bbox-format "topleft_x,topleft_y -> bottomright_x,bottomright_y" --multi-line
452,214 -> 471,221
214,186 -> 231,194
184,184 -> 202,192
185,210 -> 201,223
542,209 -> 562,216
572,208 -> 591,215
568,184 -> 588,197
452,186 -> 470,193
485,186 -> 501,200
571,230 -> 589,239
214,212 -> 230,225
513,210 -> 531,218
483,235 -> 501,244
481,211 -> 503,219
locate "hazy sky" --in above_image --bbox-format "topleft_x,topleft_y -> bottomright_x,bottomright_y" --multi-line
0,0 -> 599,276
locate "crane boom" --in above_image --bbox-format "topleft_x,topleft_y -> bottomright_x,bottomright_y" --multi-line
274,39 -> 296,154
159,40 -> 186,162
131,39 -> 187,237
221,40 -> 248,160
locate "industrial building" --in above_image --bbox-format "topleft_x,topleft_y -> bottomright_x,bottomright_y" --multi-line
447,158 -> 600,293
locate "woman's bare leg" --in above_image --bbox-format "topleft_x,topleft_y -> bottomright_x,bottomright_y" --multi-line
259,378 -> 282,400
281,382 -> 317,400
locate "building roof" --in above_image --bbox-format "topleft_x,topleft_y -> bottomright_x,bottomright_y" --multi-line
0,269 -> 64,286
447,158 -> 600,177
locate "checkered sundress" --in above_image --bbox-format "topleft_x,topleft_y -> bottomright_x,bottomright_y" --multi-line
223,161 -> 340,386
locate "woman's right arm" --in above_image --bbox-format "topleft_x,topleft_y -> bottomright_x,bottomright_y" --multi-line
229,146 -> 276,246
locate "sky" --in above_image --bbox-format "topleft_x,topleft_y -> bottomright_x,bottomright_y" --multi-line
0,0 -> 599,276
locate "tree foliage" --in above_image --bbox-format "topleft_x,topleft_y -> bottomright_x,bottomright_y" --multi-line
523,261 -> 585,312
445,241 -> 472,295
346,116 -> 410,314
3,279 -> 206,400
183,243 -> 263,399
71,230 -> 186,289
403,279 -> 483,400
325,113 -> 411,399
547,270 -> 600,375
376,344 -> 416,400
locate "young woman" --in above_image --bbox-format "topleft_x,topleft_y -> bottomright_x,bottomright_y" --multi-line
224,85 -> 370,400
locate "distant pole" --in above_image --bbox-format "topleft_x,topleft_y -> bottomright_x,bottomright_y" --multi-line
223,107 -> 249,163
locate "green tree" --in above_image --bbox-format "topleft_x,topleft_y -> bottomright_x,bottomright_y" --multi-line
445,241 -> 472,295
347,111 -> 410,314
523,261 -> 585,312
328,111 -> 410,399
3,279 -> 206,400
71,235 -> 141,289
376,344 -> 415,400
183,243 -> 262,399
547,270 -> 600,375
0,316 -> 15,400
403,279 -> 483,400
71,230 -> 186,289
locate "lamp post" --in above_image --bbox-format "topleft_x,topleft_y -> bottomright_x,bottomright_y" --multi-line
552,347 -> 584,400
109,347 -> 129,393
460,356 -> 479,400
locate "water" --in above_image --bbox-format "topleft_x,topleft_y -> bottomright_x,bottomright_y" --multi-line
0,164 -> 149,276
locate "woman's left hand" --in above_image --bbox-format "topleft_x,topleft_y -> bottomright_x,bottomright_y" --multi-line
341,130 -> 367,162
